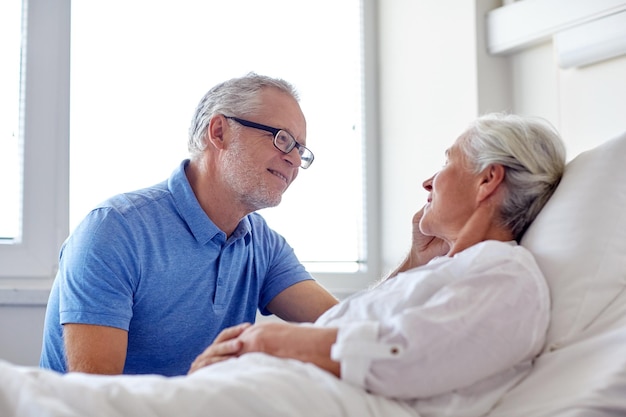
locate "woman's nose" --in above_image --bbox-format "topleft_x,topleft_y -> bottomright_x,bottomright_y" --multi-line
422,175 -> 434,191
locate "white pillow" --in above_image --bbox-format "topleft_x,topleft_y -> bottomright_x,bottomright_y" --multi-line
486,325 -> 626,416
521,130 -> 626,351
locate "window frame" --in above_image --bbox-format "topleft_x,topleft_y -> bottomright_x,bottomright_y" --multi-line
0,0 -> 380,303
0,0 -> 70,304
312,0 -> 381,296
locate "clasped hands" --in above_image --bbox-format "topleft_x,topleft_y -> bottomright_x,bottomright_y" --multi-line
188,321 -> 340,376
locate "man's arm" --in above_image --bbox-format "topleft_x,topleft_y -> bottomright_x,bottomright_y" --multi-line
266,280 -> 338,323
63,323 -> 128,374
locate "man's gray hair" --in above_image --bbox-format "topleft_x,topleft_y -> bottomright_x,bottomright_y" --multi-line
187,72 -> 300,159
460,112 -> 566,241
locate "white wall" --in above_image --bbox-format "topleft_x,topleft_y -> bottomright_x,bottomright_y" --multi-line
0,305 -> 46,365
511,41 -> 626,159
379,0 -> 482,272
3,0 -> 626,366
379,1 -> 626,273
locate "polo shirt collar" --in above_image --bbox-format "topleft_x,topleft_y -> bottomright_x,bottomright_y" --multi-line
168,159 -> 252,246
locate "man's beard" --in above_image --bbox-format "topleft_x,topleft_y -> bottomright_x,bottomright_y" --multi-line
222,137 -> 283,212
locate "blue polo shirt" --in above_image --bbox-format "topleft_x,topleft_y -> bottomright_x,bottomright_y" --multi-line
40,160 -> 312,376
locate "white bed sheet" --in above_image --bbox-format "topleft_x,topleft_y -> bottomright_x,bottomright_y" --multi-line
0,353 -> 417,417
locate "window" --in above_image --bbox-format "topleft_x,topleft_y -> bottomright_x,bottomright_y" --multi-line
0,0 -> 23,242
1,0 -> 379,297
0,0 -> 69,293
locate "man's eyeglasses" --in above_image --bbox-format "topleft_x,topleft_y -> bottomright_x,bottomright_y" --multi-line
225,116 -> 314,169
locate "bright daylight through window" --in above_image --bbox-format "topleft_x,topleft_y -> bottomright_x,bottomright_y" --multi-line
0,0 -> 23,242
70,0 -> 368,273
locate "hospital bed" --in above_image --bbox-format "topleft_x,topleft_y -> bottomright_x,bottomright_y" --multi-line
1,131 -> 625,417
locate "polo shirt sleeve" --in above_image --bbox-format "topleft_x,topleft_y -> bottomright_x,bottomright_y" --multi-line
250,215 -> 313,315
329,244 -> 550,399
58,207 -> 137,331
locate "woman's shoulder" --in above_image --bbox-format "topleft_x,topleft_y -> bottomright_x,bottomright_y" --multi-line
454,240 -> 540,275
461,239 -> 530,258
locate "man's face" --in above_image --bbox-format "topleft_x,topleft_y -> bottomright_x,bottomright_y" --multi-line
220,88 -> 307,212
420,135 -> 481,242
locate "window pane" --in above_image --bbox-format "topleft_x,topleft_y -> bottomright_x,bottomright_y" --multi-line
70,0 -> 364,272
0,0 -> 24,242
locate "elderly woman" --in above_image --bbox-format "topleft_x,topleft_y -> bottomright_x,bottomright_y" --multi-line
0,113 -> 566,417
189,112 -> 566,416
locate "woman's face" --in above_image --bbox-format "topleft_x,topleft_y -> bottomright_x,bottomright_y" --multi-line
419,135 -> 481,242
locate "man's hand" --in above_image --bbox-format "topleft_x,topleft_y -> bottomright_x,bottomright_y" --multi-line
188,323 -> 251,374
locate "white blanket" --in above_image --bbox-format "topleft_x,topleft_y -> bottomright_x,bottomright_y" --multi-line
0,353 -> 417,417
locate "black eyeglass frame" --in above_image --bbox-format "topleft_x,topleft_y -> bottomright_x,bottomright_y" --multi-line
224,116 -> 314,169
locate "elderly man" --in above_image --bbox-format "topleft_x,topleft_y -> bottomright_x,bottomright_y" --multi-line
40,73 -> 338,376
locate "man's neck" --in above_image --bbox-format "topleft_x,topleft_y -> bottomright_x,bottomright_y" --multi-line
185,160 -> 246,237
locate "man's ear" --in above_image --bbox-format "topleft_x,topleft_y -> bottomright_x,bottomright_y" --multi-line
476,164 -> 505,203
206,115 -> 227,150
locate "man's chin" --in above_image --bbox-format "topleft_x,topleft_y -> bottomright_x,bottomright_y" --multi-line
252,195 -> 282,212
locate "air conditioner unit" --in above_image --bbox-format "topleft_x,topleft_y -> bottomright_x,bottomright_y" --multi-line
486,0 -> 626,68
554,11 -> 626,68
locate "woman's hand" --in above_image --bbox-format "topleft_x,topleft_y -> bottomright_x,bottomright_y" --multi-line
381,207 -> 450,283
409,207 -> 450,265
236,322 -> 340,377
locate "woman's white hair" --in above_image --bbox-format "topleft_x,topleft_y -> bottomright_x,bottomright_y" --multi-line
460,112 -> 566,241
187,72 -> 300,159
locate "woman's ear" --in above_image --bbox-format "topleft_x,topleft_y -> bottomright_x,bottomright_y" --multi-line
476,164 -> 505,203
